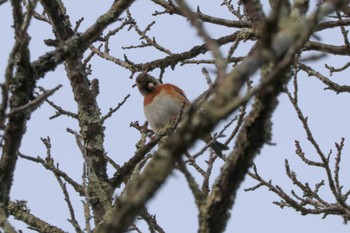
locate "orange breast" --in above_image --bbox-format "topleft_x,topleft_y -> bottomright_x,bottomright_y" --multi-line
144,84 -> 190,107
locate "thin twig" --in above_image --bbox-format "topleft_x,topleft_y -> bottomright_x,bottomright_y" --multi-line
101,94 -> 130,123
139,208 -> 166,233
18,152 -> 84,195
7,85 -> 62,117
177,159 -> 205,209
55,177 -> 83,233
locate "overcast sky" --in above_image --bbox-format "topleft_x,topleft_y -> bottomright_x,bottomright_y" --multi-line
1,1 -> 350,232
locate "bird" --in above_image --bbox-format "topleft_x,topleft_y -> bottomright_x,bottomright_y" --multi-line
135,73 -> 228,157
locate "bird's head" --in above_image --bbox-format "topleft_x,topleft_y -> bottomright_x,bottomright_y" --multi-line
135,73 -> 161,96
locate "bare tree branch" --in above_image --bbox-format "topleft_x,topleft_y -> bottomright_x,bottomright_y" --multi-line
9,200 -> 65,233
3,0 -> 350,232
32,0 -> 136,79
151,0 -> 251,28
299,63 -> 350,93
0,0 -> 37,219
7,85 -> 62,118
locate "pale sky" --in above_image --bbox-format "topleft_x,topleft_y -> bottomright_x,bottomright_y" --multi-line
1,1 -> 350,232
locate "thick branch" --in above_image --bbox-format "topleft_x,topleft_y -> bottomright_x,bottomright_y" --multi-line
109,137 -> 160,189
39,0 -> 118,223
304,41 -> 350,56
202,62 -> 289,233
199,1 -> 350,232
9,201 -> 65,233
32,0 -> 135,79
0,0 -> 36,217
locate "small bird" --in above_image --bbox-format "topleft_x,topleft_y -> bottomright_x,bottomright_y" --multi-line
135,73 -> 228,157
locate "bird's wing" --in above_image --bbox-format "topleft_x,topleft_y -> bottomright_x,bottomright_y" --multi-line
162,84 -> 191,105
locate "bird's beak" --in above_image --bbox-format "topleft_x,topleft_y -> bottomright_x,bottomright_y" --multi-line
148,82 -> 155,89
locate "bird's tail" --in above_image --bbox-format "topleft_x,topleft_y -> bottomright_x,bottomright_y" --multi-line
210,140 -> 229,158
200,134 -> 229,158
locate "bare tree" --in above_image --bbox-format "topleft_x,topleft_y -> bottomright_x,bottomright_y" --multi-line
1,0 -> 350,233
